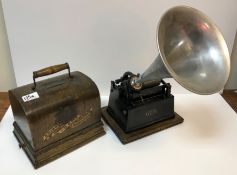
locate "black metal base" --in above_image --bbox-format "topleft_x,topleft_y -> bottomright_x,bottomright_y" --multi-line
13,121 -> 105,169
102,107 -> 184,144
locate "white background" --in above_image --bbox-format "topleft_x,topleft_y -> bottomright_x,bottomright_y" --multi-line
1,2 -> 237,174
0,1 -> 15,91
2,0 -> 237,96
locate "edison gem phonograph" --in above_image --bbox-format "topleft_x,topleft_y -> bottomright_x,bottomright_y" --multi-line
102,6 -> 230,144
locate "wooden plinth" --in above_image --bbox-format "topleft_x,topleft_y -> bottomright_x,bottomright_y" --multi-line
13,121 -> 105,169
102,107 -> 183,144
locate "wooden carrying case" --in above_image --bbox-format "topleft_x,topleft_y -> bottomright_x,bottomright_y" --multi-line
8,63 -> 105,168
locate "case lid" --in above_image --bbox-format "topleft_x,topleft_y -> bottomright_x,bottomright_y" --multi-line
9,63 -> 99,122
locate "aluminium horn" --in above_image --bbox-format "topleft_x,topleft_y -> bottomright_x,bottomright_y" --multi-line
132,6 -> 230,95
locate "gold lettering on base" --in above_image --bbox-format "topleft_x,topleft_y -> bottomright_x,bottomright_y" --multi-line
42,108 -> 93,142
145,109 -> 158,117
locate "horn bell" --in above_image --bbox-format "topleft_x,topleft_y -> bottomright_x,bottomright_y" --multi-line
142,6 -> 230,95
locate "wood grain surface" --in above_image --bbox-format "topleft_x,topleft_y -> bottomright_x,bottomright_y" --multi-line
0,92 -> 10,121
221,90 -> 237,113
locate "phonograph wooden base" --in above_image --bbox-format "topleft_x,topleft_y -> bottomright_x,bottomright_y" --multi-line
101,107 -> 184,144
13,121 -> 105,169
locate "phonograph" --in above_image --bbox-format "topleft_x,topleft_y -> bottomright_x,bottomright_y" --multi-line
102,6 -> 230,144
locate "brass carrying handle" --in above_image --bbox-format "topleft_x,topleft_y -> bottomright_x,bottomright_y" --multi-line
32,63 -> 71,90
